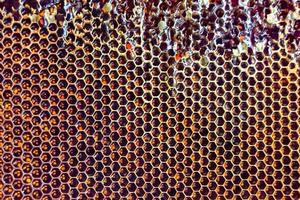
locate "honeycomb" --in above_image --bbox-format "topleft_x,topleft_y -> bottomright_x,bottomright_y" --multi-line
0,0 -> 300,199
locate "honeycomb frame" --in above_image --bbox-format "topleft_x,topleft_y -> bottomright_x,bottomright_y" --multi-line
0,0 -> 300,199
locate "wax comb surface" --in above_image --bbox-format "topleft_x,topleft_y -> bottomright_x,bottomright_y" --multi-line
0,0 -> 300,199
